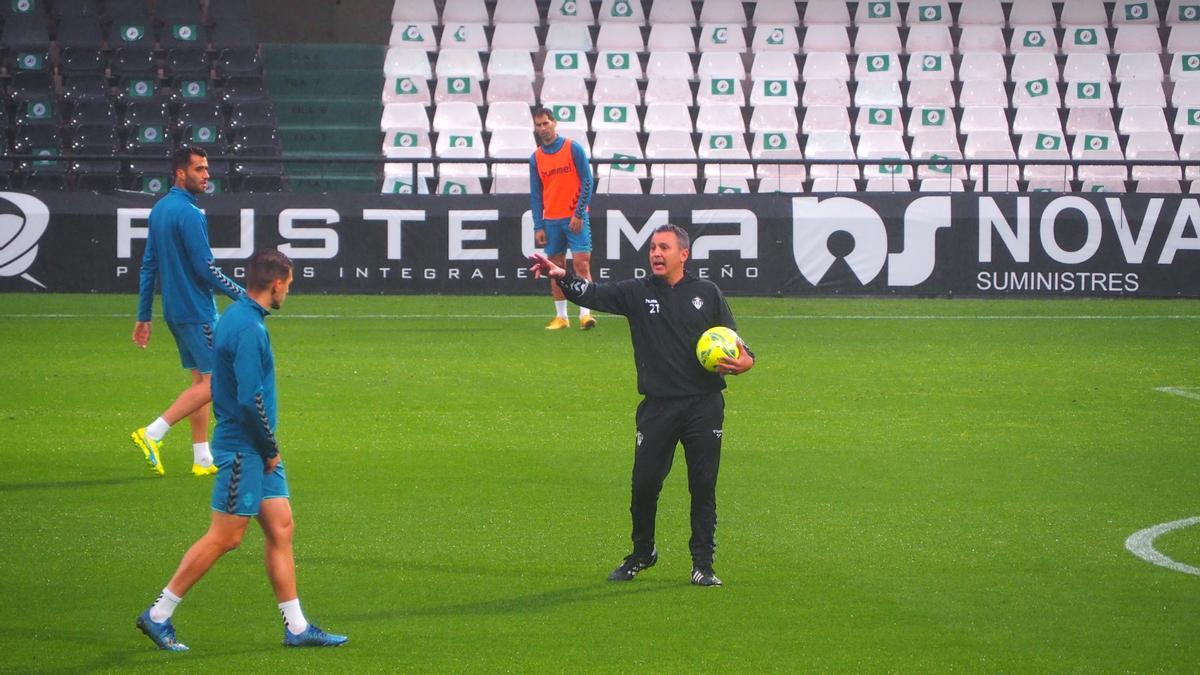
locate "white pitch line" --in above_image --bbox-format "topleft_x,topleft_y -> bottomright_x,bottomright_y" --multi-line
1156,387 -> 1200,402
4,313 -> 1200,321
1125,517 -> 1200,576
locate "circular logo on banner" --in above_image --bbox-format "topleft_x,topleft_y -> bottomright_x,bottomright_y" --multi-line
1089,136 -> 1104,150
562,1 -> 577,16
454,136 -> 469,148
205,182 -> 217,194
613,0 -> 631,17
923,55 -> 938,70
713,27 -> 728,43
712,135 -> 729,149
452,78 -> 466,92
0,192 -> 51,286
399,78 -> 414,92
1078,29 -> 1095,44
1081,83 -> 1096,97
147,178 -> 164,192
1028,80 -> 1045,95
197,127 -> 212,141
607,107 -> 621,121
17,0 -> 30,11
559,54 -> 576,68
769,28 -> 784,44
557,106 -> 570,119
924,6 -> 937,19
399,134 -> 414,147
187,82 -> 202,96
178,25 -> 193,40
871,56 -> 886,70
1185,7 -> 1198,20
1189,55 -> 1200,69
610,54 -> 626,68
143,127 -> 159,141
447,183 -> 464,195
125,26 -> 141,41
1040,135 -> 1056,149
716,79 -> 731,93
871,2 -> 886,16
925,109 -> 942,124
767,134 -> 783,148
1129,4 -> 1144,18
454,26 -> 466,41
22,54 -> 37,68
31,102 -> 46,117
768,81 -> 783,95
396,182 -> 413,193
135,81 -> 150,95
1027,31 -> 1044,46
406,26 -> 420,40
873,109 -> 887,123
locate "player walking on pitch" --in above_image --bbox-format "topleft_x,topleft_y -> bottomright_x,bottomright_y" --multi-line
131,146 -> 244,477
530,107 -> 596,330
137,249 -> 347,650
528,225 -> 755,586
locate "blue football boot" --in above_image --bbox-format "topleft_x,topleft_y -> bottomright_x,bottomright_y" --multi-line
283,623 -> 348,647
136,609 -> 189,651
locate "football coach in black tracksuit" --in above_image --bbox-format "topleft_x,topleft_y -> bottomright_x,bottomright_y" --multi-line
528,224 -> 755,587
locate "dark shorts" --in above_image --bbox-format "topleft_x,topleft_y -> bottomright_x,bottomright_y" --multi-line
210,449 -> 289,516
166,320 -> 216,373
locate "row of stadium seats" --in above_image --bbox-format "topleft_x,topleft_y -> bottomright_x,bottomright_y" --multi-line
393,0 -> 1200,28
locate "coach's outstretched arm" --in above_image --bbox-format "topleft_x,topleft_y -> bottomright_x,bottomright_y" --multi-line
528,252 -> 630,316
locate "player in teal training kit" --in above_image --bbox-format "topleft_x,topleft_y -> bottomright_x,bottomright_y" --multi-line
137,249 -> 347,651
132,146 -> 244,477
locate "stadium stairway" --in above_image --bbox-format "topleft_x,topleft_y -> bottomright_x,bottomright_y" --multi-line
262,44 -> 386,192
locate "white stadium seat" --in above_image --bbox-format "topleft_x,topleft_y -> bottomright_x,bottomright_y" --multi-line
486,74 -> 534,104
1119,106 -> 1171,134
384,48 -> 432,79
957,26 -> 1007,55
802,80 -> 850,107
703,178 -> 751,193
805,131 -> 859,178
853,26 -> 902,54
432,101 -> 482,132
647,0 -> 695,25
435,49 -> 484,80
591,103 -> 641,132
1063,54 -> 1112,83
544,50 -> 591,78
596,23 -> 644,51
592,130 -> 646,177
485,101 -> 534,132
803,106 -> 851,134
1113,0 -> 1159,25
644,77 -> 695,106
1061,25 -> 1111,54
905,25 -> 954,53
749,105 -> 799,133
490,23 -> 539,51
1168,25 -> 1200,53
392,0 -> 437,23
753,0 -> 800,25
960,81 -> 1010,107
436,176 -> 483,194
595,51 -> 643,79
958,0 -> 1005,26
1116,53 -> 1164,82
381,102 -> 430,131
646,130 -> 698,178
1061,0 -> 1108,25
1010,25 -> 1059,54
546,0 -> 594,23
802,53 -> 850,82
1171,52 -> 1200,82
487,49 -> 535,78
959,53 -> 1008,82
749,77 -> 797,106
855,53 -> 902,81
435,75 -> 482,105
593,76 -> 641,105
751,53 -> 799,81
698,131 -> 753,178
389,22 -> 436,50
1065,79 -> 1113,108
1118,80 -> 1167,108
643,103 -> 693,133
906,52 -> 954,81
599,0 -> 646,24
1169,0 -> 1200,25
810,177 -> 858,192
855,106 -> 904,135
908,106 -> 957,136
1008,0 -> 1057,26
803,25 -> 851,53
906,1 -> 952,26
695,104 -> 748,133
1066,107 -> 1117,133
699,0 -> 747,26
540,75 -> 589,105
802,0 -> 851,25
751,25 -> 799,52
855,0 -> 901,25
493,0 -> 539,23
646,52 -> 696,80
442,0 -> 489,24
383,76 -> 430,105
439,22 -> 489,51
649,177 -> 698,194
865,177 -> 911,192
1114,26 -> 1162,54
698,52 -> 747,79
647,24 -> 696,52
699,24 -> 748,52
545,23 -> 593,51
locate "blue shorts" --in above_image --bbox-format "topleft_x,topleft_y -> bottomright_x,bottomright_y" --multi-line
166,320 -> 216,373
542,214 -> 592,256
210,450 -> 290,516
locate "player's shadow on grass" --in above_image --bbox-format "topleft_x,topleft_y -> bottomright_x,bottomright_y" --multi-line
0,476 -> 147,493
359,580 -> 676,621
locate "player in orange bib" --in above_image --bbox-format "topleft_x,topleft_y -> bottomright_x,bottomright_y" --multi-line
530,107 -> 596,330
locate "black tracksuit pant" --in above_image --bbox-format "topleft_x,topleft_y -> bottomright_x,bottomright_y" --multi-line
630,392 -> 724,568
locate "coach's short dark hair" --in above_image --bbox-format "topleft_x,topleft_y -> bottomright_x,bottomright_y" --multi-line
172,145 -> 207,173
246,249 -> 293,291
654,224 -> 691,251
532,106 -> 556,121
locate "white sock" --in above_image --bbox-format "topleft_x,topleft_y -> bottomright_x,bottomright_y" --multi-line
580,307 -> 591,318
146,417 -> 171,442
193,442 -> 213,467
554,300 -> 568,319
149,587 -> 181,623
278,598 -> 309,635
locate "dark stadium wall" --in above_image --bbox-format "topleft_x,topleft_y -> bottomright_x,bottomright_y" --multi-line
249,0 -> 391,43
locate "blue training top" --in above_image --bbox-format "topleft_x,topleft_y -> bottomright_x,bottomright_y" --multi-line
211,295 -> 280,459
137,187 -> 244,324
528,136 -> 593,231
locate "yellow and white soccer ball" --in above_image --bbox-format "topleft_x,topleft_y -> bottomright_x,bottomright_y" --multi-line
696,327 -> 740,373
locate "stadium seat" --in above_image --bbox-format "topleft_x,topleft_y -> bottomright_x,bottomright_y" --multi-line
752,0 -> 800,26
757,171 -> 806,193
752,132 -> 805,185
384,48 -> 432,79
699,24 -> 748,53
957,26 -> 1007,55
1066,107 -> 1116,133
486,75 -> 534,105
648,177 -> 698,194
1173,106 -> 1200,134
1127,131 -> 1182,180
1114,26 -> 1162,54
961,107 -> 1010,133
753,25 -> 801,51
596,23 -> 645,51
906,1 -> 952,26
435,49 -> 485,80
595,51 -> 643,79
1116,53 -> 1164,82
853,26 -> 902,54
907,81 -> 956,108
855,81 -> 903,107
647,24 -> 696,52
539,75 -> 589,105
595,174 -> 644,194
865,177 -> 911,192
1180,135 -> 1200,179
490,23 -> 539,51
802,80 -> 850,107
1171,53 -> 1200,82
1113,0 -> 1159,24
1135,179 -> 1182,193
1119,107 -> 1170,134
1169,0 -> 1200,24
905,25 -> 954,53
1073,131 -> 1128,182
1062,25 -> 1110,54
1065,80 -> 1112,108
647,0 -> 694,25
433,101 -> 483,132
698,52 -> 747,80
703,178 -> 750,193
645,130 -> 698,177
965,131 -> 1017,185
855,0 -> 900,25
698,77 -> 746,106
440,22 -> 489,51
1013,107 -> 1064,135
1118,80 -> 1167,108
696,104 -> 745,133
382,129 -> 432,160
643,103 -> 693,132
802,25 -> 850,53
643,77 -> 700,105
487,129 -> 534,161
960,53 -> 1008,82
803,106 -> 851,134
545,23 -> 593,51
435,130 -> 487,178
919,178 -> 966,192
487,50 -> 535,78
1013,78 -> 1061,107
749,78 -> 797,106
381,103 -> 430,132
491,172 -> 532,194
392,0 -> 436,22
389,22 -> 437,49
1172,81 -> 1200,106
1009,0 -> 1057,25
1012,54 -> 1061,83
912,131 -> 967,179
485,101 -> 533,132
441,0 -> 488,24
957,0 -> 1005,25
809,177 -> 858,192
600,0 -> 647,24
543,103 -> 587,133
856,106 -> 903,135
1063,54 -> 1112,83
432,76 -> 478,106
1062,0 -> 1108,24
592,103 -> 641,132
228,100 -> 278,133
647,52 -> 696,80
1018,131 -> 1073,181
907,52 -> 954,82
698,131 -> 753,178
908,106 -> 957,136
593,130 -> 646,178
436,176 -> 483,194
493,0 -> 538,23
857,131 -> 912,179
803,53 -> 850,82
805,131 -> 858,178
1010,25 -> 1059,54
546,0 -> 593,23
749,105 -> 799,133
699,0 -> 746,26
382,167 -> 431,194
855,53 -> 902,81
1168,25 -> 1200,54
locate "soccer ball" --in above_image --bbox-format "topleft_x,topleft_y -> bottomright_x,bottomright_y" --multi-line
696,327 -> 740,373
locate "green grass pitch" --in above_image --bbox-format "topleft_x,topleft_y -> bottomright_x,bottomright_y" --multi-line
1,292 -> 1199,672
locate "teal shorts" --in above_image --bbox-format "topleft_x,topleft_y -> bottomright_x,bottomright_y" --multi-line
166,320 -> 216,374
210,449 -> 289,516
542,213 -> 592,256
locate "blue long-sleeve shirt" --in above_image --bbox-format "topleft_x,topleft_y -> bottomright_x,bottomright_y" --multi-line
529,136 -> 593,231
137,187 -> 244,324
211,295 -> 279,459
